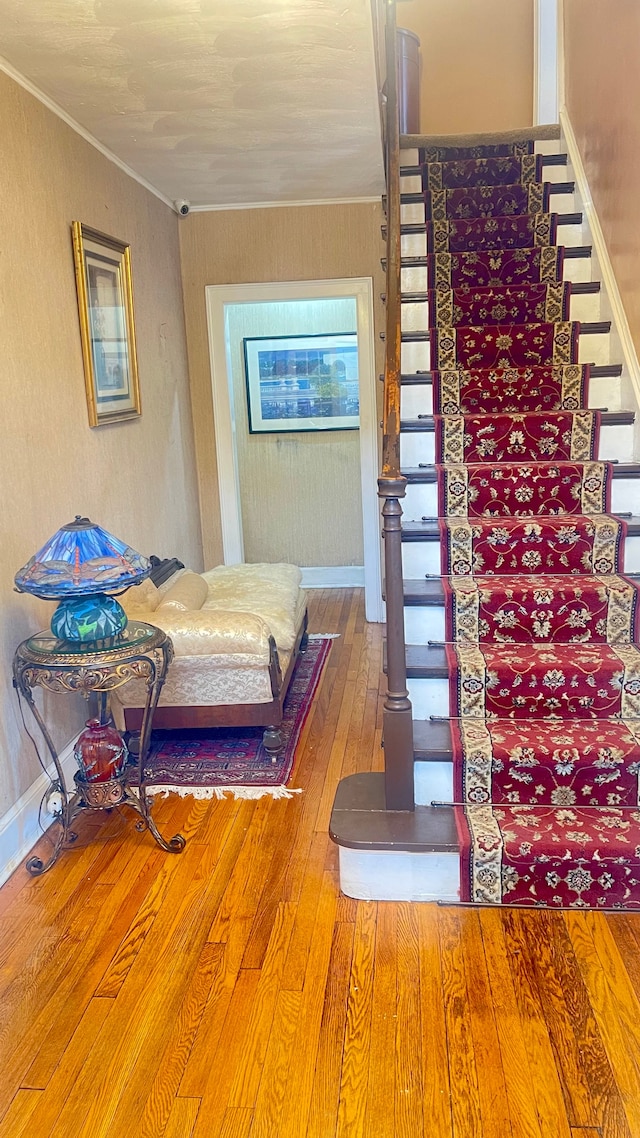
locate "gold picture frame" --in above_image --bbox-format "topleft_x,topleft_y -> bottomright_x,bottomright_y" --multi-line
72,222 -> 141,427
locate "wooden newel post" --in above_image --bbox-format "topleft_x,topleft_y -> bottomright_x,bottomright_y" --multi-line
379,475 -> 415,811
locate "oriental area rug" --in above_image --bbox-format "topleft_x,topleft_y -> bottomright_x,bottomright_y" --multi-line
138,637 -> 331,800
420,140 -> 640,908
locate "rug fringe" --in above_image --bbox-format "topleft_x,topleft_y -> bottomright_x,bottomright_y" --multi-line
146,784 -> 303,801
308,632 -> 341,640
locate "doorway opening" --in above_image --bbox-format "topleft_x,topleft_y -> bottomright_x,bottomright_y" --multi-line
206,278 -> 382,622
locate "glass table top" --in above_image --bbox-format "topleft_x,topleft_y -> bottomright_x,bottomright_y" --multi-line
25,619 -> 159,657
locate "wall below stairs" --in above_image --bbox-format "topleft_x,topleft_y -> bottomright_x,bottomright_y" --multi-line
564,1 -> 640,364
179,203 -> 386,569
397,0 -> 534,135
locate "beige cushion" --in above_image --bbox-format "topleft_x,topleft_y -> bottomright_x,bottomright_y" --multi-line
121,576 -> 161,614
156,571 -> 209,613
143,608 -> 272,659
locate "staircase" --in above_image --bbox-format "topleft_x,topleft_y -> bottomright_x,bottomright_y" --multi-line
330,5 -> 640,908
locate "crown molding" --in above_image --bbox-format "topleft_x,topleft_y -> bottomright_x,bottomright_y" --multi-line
189,195 -> 381,213
0,53 -> 176,211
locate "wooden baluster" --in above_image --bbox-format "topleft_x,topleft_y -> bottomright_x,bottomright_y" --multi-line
379,478 -> 414,811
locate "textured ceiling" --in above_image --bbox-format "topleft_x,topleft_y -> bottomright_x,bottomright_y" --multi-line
0,0 -> 385,207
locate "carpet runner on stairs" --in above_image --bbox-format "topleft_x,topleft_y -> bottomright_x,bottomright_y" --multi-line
416,141 -> 640,908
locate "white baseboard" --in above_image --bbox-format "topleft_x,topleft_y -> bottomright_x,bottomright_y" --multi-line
300,566 -> 365,588
560,108 -> 640,444
0,734 -> 78,887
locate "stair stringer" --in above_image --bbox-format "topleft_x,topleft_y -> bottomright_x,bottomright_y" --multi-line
561,108 -> 640,459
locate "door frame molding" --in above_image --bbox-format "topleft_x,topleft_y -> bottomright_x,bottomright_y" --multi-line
533,0 -> 560,125
205,277 -> 383,622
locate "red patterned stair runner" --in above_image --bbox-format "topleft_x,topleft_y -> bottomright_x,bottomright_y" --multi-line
419,143 -> 640,908
432,364 -> 590,414
425,246 -> 564,290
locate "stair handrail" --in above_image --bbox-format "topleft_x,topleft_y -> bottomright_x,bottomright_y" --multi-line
379,0 -> 414,812
381,0 -> 402,481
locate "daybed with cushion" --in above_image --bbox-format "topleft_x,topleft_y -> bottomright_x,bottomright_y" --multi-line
111,563 -> 308,755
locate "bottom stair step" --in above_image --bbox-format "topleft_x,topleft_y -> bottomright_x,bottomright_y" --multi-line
330,772 -> 460,901
330,772 -> 458,851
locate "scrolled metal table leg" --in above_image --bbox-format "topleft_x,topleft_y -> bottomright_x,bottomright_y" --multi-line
14,676 -> 78,875
133,647 -> 185,854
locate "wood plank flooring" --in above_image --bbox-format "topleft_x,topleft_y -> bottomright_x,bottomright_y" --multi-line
1,589 -> 640,1136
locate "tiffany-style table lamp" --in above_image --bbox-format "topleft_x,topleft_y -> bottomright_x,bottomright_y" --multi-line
14,516 -> 151,644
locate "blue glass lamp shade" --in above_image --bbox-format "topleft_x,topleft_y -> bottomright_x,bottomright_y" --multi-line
15,517 -> 151,644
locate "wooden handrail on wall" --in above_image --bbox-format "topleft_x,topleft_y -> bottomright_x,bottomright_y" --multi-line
379,0 -> 414,812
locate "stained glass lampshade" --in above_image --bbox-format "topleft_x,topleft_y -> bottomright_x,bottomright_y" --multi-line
15,517 -> 151,644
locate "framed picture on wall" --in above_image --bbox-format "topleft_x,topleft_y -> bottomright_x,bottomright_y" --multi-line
243,332 -> 360,433
71,222 -> 141,427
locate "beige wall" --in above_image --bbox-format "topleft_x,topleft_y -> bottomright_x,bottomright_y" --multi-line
178,202 -> 385,569
227,300 -> 363,567
398,0 -> 534,135
1,72 -> 202,815
564,0 -> 640,358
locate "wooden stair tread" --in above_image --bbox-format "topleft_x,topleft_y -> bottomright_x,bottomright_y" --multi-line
395,183 -> 575,206
383,642 -> 448,677
329,773 -> 458,851
402,516 -> 640,539
384,248 -> 592,269
399,363 -> 622,383
403,461 -> 640,482
413,719 -> 453,761
403,579 -> 445,604
400,154 -> 568,178
399,282 -> 600,302
388,213 -> 583,236
399,321 -> 611,343
385,247 -> 592,269
400,410 -> 634,431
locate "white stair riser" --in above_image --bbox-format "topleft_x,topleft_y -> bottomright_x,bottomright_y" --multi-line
405,605 -> 445,644
338,846 -> 460,902
407,676 -> 449,719
401,375 -> 623,416
415,761 -> 454,806
400,174 -> 422,193
402,541 -> 442,576
402,533 -> 640,576
403,477 -> 639,520
400,422 -> 634,466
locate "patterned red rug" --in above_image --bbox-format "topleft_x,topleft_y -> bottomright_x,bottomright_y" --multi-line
423,154 -> 544,191
443,574 -> 640,645
452,717 -> 640,806
457,804 -> 640,909
421,141 -> 535,162
435,409 -> 600,464
432,364 -> 590,415
426,213 -> 557,254
428,282 -> 570,328
437,460 -> 611,517
439,515 -> 626,576
446,641 -> 640,720
425,182 -> 550,221
420,136 -> 640,907
426,246 -> 564,290
138,637 -> 331,799
431,321 -> 579,370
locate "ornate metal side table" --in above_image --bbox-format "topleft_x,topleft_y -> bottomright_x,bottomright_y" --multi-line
13,620 -> 186,875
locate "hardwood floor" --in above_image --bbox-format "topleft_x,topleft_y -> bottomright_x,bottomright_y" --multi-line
1,588 -> 640,1136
